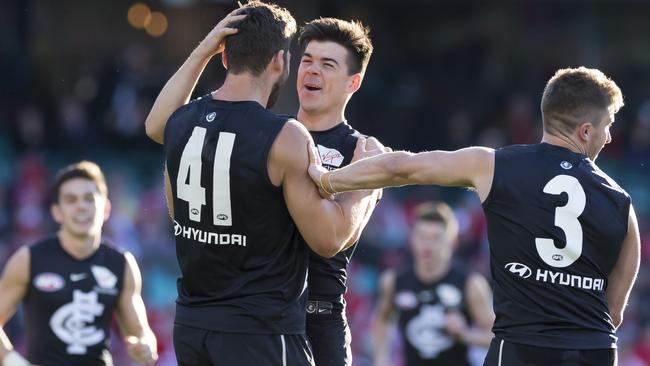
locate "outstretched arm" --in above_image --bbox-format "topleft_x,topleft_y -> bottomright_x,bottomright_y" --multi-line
310,147 -> 495,202
144,13 -> 245,144
0,247 -> 35,366
114,252 -> 158,365
607,205 -> 640,329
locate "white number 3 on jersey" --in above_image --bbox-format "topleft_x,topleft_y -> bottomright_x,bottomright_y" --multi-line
535,175 -> 586,268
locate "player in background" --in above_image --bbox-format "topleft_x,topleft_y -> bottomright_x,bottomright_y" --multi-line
144,2 -> 378,365
372,201 -> 493,366
309,67 -> 640,366
0,161 -> 157,366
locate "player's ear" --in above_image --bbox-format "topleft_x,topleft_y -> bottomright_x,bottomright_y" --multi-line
578,122 -> 592,142
222,51 -> 229,70
271,49 -> 285,74
346,73 -> 362,94
103,198 -> 112,222
51,203 -> 63,224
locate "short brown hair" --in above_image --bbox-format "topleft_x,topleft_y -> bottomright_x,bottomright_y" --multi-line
413,201 -> 458,240
541,67 -> 624,136
51,161 -> 108,204
298,17 -> 373,75
225,1 -> 296,76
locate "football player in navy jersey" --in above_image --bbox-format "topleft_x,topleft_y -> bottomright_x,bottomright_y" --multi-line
0,161 -> 157,366
309,67 -> 640,366
144,2 -> 378,365
373,202 -> 494,366
296,18 -> 384,366
146,14 -> 383,366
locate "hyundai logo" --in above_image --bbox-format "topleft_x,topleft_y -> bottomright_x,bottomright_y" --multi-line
505,262 -> 532,279
217,214 -> 229,221
174,220 -> 182,236
552,254 -> 563,261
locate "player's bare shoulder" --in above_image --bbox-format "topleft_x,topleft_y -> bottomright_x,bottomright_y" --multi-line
269,119 -> 312,176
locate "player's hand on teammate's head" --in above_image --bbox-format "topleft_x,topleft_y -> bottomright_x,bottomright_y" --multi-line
125,335 -> 159,365
352,136 -> 389,163
196,12 -> 247,58
307,140 -> 335,200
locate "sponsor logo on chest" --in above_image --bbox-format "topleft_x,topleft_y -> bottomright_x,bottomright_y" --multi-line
317,145 -> 345,168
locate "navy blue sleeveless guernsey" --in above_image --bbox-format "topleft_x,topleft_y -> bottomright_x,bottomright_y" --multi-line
394,266 -> 471,366
164,96 -> 309,334
483,143 -> 630,349
24,238 -> 125,366
308,122 -> 360,311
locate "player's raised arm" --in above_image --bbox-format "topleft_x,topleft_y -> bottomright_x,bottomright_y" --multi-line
0,247 -> 34,366
114,252 -> 158,365
606,205 -> 640,329
271,120 -> 379,258
309,146 -> 496,202
144,13 -> 245,144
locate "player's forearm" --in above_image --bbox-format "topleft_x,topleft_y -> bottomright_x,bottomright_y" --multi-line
0,327 -> 14,360
327,152 -> 413,193
459,327 -> 494,347
341,189 -> 380,251
332,189 -> 376,252
145,49 -> 212,144
371,320 -> 391,365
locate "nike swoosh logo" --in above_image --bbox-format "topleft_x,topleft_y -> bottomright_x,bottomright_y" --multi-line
70,273 -> 87,282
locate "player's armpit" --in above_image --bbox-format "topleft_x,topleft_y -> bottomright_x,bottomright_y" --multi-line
606,205 -> 640,329
114,252 -> 158,365
0,247 -> 30,359
271,120 -> 374,258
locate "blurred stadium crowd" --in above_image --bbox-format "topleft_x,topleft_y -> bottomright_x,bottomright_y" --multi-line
1,0 -> 650,365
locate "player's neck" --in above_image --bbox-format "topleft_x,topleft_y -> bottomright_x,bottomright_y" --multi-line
415,259 -> 450,283
57,229 -> 101,260
541,133 -> 588,156
212,73 -> 271,107
296,107 -> 345,132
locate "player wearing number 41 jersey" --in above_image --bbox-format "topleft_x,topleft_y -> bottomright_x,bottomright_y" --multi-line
146,10 -> 382,365
145,2 -> 377,366
309,67 -> 641,366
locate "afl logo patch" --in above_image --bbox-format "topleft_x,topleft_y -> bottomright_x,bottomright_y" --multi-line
560,161 -> 572,170
34,272 -> 65,292
505,262 -> 532,279
206,112 -> 216,122
216,214 -> 229,221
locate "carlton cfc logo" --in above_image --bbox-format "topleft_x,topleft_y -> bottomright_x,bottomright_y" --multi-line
505,262 -> 532,279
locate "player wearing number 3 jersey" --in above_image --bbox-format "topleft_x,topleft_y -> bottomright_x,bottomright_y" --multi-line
309,67 -> 641,366
145,2 -> 376,365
